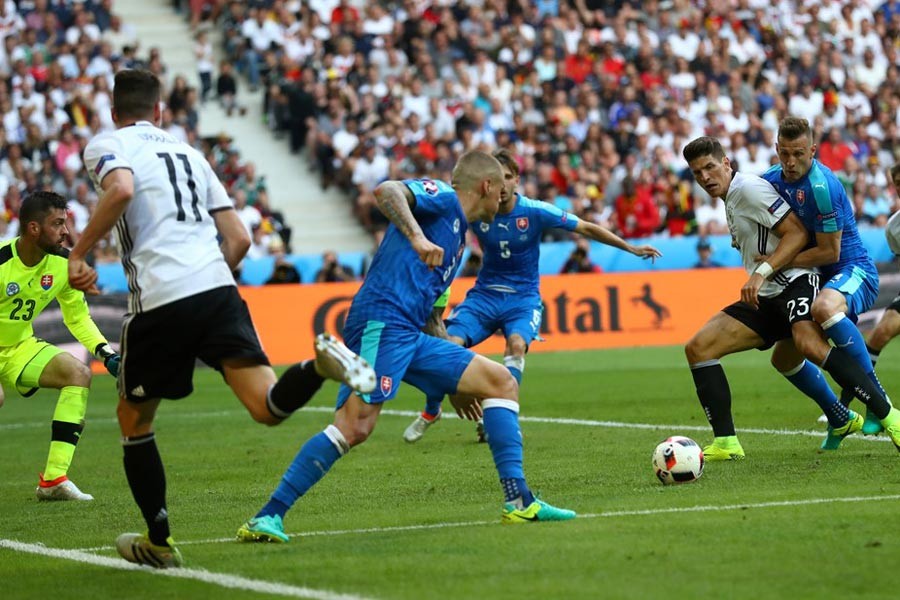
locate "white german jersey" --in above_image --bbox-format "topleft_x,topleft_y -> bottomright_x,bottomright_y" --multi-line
725,172 -> 815,298
886,210 -> 900,256
84,121 -> 235,313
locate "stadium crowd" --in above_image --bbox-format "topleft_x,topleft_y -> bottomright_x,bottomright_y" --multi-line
201,0 -> 900,266
3,0 -> 900,283
0,0 -> 292,267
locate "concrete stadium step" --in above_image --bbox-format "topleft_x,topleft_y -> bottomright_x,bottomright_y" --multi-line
114,0 -> 373,254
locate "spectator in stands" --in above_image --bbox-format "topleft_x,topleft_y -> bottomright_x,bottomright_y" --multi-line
352,140 -> 390,230
266,258 -> 302,285
695,195 -> 729,236
216,60 -> 245,117
194,29 -> 213,103
819,128 -> 855,172
862,182 -> 892,227
693,238 -> 722,269
560,239 -> 602,274
315,250 -> 355,283
614,176 -> 660,238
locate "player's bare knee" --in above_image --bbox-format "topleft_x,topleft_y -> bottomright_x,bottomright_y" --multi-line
72,361 -> 92,388
811,295 -> 841,324
491,369 -> 518,401
251,405 -> 282,427
342,423 -> 374,447
684,335 -> 709,364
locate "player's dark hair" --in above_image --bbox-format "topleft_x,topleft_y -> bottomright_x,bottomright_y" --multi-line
778,116 -> 813,142
113,69 -> 161,121
19,191 -> 67,226
682,136 -> 725,163
890,163 -> 900,179
492,149 -> 520,177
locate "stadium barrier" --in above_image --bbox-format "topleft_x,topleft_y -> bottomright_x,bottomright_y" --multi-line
35,265 -> 900,371
93,229 -> 896,293
238,269 -> 749,364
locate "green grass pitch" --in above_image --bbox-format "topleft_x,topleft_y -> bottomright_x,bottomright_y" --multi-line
2,345 -> 900,599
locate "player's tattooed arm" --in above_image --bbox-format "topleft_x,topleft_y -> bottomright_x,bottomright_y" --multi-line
423,306 -> 449,340
374,181 -> 422,240
374,180 -> 444,269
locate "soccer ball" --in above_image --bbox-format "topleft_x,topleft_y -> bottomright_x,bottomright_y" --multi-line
652,436 -> 704,485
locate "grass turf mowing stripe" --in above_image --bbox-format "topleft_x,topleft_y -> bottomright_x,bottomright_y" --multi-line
0,539 -> 376,600
1,406 -> 894,443
73,493 -> 900,552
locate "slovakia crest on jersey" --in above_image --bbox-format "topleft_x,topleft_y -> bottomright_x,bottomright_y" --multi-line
380,376 -> 393,396
796,190 -> 805,205
516,217 -> 529,232
422,179 -> 438,195
40,274 -> 53,290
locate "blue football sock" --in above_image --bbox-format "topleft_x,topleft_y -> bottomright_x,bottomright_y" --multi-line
503,356 -> 524,385
482,399 -> 533,508
866,344 -> 880,367
822,314 -> 887,399
424,395 -> 442,418
256,425 -> 348,519
781,360 -> 850,427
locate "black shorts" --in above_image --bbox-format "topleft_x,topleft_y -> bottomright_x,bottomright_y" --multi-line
118,286 -> 270,402
722,274 -> 818,350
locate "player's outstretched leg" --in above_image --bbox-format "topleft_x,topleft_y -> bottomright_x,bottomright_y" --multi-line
116,533 -> 183,569
314,333 -> 376,394
403,396 -> 441,443
237,424 -> 351,543
480,399 -> 575,524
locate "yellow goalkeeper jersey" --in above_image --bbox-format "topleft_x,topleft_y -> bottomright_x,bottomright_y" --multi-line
0,238 -> 106,351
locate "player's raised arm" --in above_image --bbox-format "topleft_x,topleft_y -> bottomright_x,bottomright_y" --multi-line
374,180 -> 443,269
574,220 -> 663,262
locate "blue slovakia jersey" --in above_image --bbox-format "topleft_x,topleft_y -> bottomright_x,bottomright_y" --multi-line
762,160 -> 871,279
346,179 -> 466,330
472,195 -> 579,294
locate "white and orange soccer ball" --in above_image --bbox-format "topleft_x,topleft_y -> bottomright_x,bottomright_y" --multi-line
652,436 -> 704,485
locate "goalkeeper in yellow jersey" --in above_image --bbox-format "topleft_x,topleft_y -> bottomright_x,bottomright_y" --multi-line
0,191 -> 119,501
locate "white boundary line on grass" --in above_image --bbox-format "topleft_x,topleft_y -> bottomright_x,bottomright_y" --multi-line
0,539 -> 375,600
1,406 -> 893,443
74,493 -> 900,552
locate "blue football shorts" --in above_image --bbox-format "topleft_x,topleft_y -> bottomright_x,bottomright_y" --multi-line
335,321 -> 475,408
445,287 -> 543,349
822,264 -> 878,320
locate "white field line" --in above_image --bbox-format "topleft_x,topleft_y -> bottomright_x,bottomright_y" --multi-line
0,539 -> 375,600
1,405 -> 892,443
74,493 -> 900,553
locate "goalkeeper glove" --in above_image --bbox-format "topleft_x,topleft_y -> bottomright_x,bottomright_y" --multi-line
95,343 -> 120,377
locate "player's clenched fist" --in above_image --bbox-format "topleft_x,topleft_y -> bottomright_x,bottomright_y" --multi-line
411,235 -> 444,269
